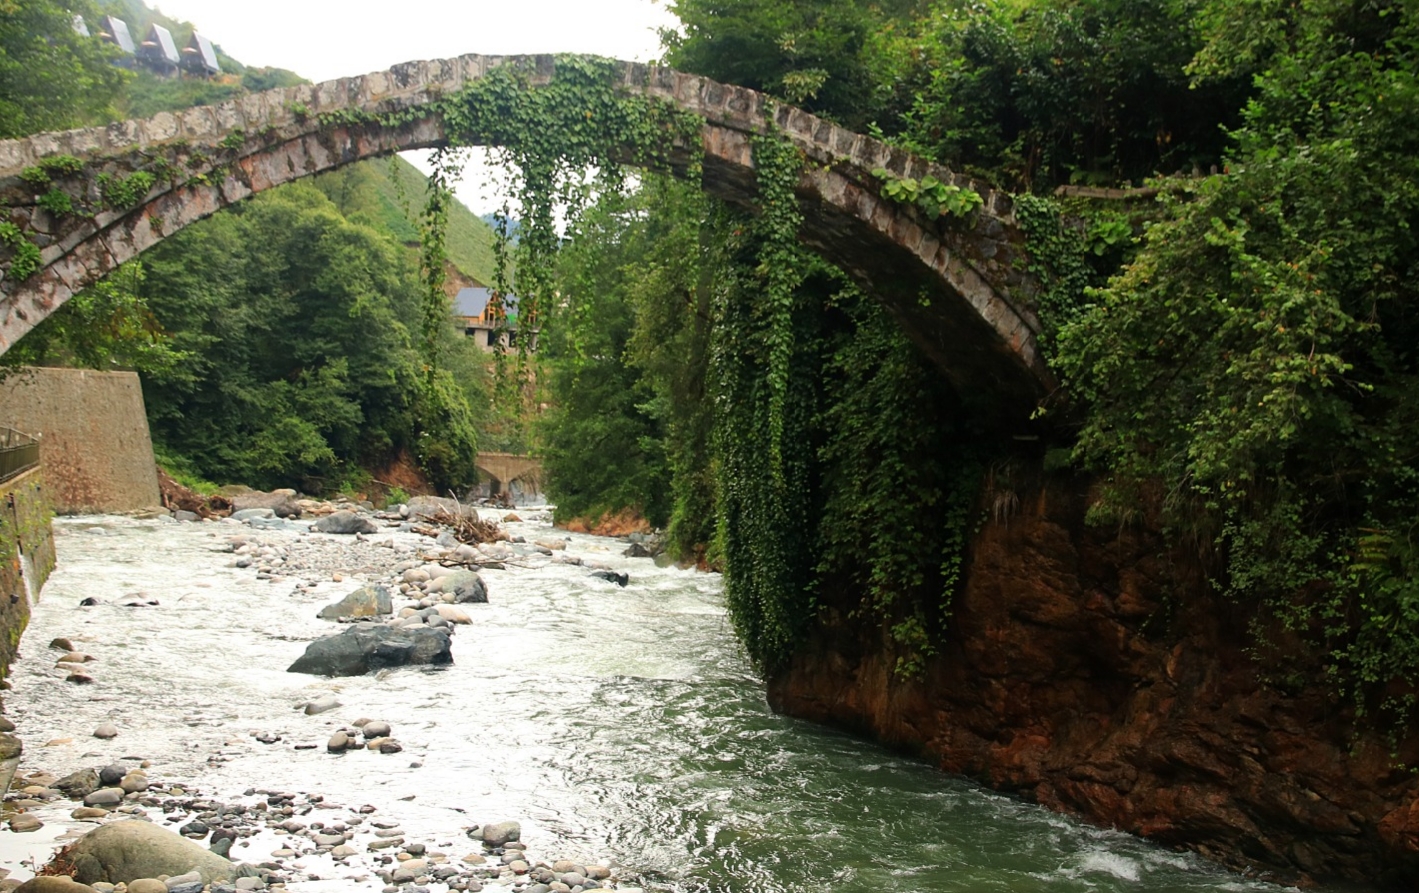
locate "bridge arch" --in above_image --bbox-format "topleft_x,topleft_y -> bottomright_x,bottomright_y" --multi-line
0,54 -> 1051,420
474,452 -> 544,500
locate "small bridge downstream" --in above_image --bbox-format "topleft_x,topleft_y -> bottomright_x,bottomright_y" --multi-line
0,54 -> 1052,421
475,451 -> 543,500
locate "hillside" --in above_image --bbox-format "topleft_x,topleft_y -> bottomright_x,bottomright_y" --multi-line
330,158 -> 499,286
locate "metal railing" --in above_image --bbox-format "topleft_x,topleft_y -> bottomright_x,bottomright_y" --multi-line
0,427 -> 39,483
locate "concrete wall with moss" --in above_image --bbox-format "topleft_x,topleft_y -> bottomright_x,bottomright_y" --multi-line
0,467 -> 53,682
0,367 -> 160,514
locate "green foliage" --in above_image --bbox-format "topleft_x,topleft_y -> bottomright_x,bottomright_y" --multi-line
888,0 -> 1252,191
0,0 -> 129,139
314,157 -> 498,285
385,486 -> 411,507
36,189 -> 74,217
97,170 -> 158,209
0,222 -> 41,282
749,130 -> 807,481
872,168 -> 983,219
540,190 -> 672,527
128,182 -> 485,493
0,260 -> 187,377
816,289 -> 980,678
622,180 -> 719,559
21,155 -> 85,188
1053,1 -> 1419,726
662,0 -> 921,131
710,220 -> 821,670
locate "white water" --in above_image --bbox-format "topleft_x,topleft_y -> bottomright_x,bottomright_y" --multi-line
0,513 -> 1300,892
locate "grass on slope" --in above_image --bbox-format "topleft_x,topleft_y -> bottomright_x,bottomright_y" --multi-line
313,158 -> 498,286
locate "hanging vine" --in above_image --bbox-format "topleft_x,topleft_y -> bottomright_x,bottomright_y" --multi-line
429,55 -> 704,420
748,126 -> 808,482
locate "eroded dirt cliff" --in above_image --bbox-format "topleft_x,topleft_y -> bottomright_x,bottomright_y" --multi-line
768,475 -> 1419,889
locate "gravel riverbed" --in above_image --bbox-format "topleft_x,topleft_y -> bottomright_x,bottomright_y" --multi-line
0,504 -> 663,893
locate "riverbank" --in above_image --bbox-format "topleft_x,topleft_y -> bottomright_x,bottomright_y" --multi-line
768,474 -> 1405,890
0,505 -> 1299,893
0,504 -> 651,891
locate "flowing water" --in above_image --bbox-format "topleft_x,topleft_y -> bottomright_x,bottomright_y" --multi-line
0,513 -> 1291,892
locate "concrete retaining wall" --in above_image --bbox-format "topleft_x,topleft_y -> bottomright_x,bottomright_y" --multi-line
0,467 -> 53,683
0,367 -> 160,513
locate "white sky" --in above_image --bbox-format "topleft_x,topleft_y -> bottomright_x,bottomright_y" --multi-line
145,0 -> 681,213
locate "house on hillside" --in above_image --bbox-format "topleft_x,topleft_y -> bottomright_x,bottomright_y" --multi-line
181,32 -> 221,77
97,15 -> 136,60
453,287 -> 536,353
137,23 -> 180,76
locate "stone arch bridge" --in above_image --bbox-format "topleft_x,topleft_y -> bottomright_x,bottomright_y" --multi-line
475,451 -> 543,500
0,54 -> 1051,422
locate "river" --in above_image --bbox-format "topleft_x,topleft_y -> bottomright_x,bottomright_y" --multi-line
0,512 -> 1290,892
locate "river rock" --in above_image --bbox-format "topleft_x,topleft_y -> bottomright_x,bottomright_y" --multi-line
125,881 -> 165,893
361,720 -> 392,738
435,570 -> 487,604
66,820 -> 236,884
327,731 -> 350,752
230,508 -> 274,522
93,722 -> 118,739
316,584 -> 393,620
622,542 -> 653,558
286,625 -> 453,676
0,731 -> 22,760
434,604 -> 472,624
9,813 -> 42,832
49,637 -> 75,652
229,489 -> 301,518
164,872 -> 202,892
55,767 -> 100,797
301,695 -> 342,715
312,511 -> 378,535
99,764 -> 126,785
179,819 -> 208,838
590,570 -> 629,587
14,879 -> 99,893
119,772 -> 148,793
481,820 -> 521,846
83,787 -> 123,807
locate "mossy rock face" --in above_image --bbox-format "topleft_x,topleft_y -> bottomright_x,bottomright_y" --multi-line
0,732 -> 21,760
67,820 -> 235,884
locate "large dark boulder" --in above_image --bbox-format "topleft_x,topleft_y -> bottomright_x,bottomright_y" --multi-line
287,625 -> 452,676
312,510 -> 379,535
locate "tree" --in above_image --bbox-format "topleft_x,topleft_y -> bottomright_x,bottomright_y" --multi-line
1054,0 -> 1419,718
0,0 -> 128,138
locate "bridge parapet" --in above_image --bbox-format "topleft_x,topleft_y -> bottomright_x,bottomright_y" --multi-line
0,54 -> 1051,420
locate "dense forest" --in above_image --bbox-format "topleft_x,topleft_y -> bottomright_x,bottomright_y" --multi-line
3,0 -> 1418,730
